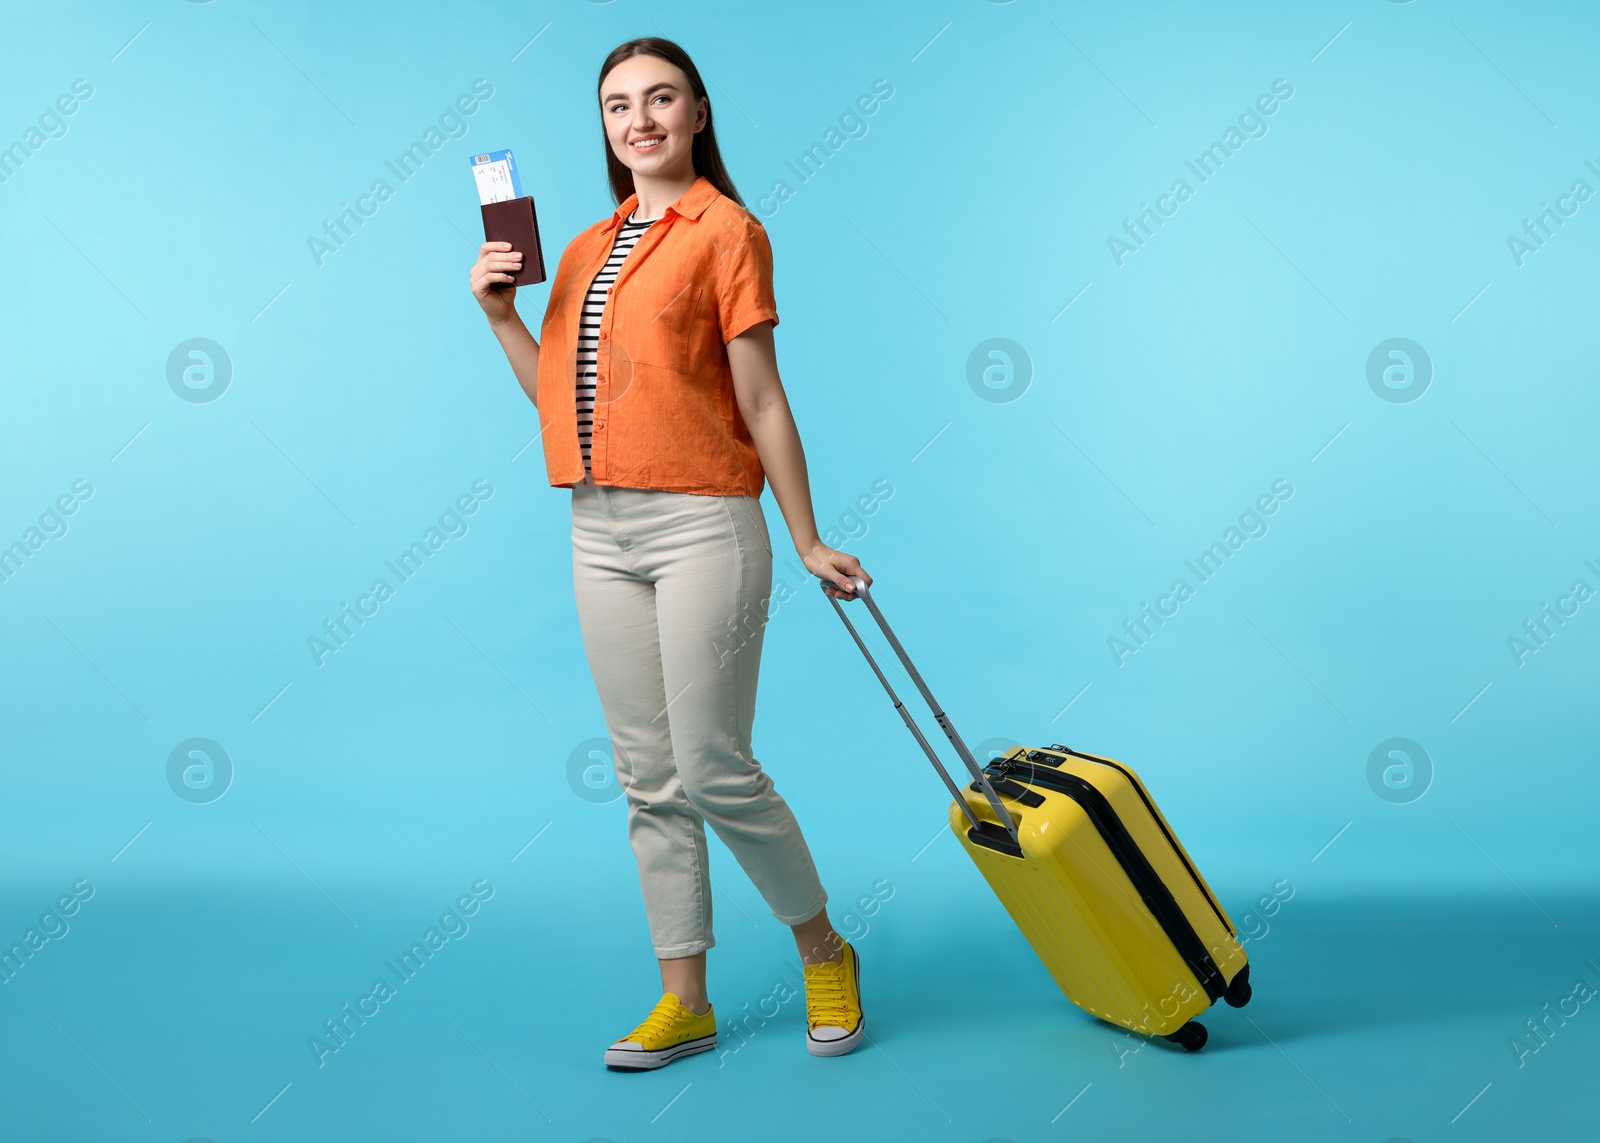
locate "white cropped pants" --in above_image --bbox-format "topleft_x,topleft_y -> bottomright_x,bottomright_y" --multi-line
570,478 -> 829,958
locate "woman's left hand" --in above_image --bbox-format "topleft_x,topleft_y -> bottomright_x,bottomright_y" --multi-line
801,542 -> 871,600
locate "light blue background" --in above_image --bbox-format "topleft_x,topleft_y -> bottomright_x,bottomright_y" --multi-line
2,1 -> 1596,1140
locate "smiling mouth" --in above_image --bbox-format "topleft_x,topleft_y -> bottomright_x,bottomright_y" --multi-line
630,136 -> 664,152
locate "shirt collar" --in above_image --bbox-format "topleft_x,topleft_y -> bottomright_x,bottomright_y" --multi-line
611,175 -> 719,228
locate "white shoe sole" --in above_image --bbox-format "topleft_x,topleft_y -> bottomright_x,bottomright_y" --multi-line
604,1032 -> 717,1070
806,945 -> 864,1057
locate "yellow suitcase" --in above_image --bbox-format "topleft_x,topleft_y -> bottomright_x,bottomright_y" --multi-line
827,576 -> 1251,1050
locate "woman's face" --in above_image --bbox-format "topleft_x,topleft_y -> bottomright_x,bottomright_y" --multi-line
600,55 -> 706,180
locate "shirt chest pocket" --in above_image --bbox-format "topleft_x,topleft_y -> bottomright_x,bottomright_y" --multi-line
613,277 -> 705,375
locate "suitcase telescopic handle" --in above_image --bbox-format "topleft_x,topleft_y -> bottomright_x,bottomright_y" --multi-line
824,575 -> 1020,847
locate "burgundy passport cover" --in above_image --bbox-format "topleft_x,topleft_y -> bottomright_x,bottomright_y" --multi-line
480,196 -> 547,288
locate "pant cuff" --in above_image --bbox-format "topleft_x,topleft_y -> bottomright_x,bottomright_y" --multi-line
773,894 -> 828,927
655,937 -> 714,960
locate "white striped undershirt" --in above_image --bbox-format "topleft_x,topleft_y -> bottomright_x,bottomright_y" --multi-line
576,210 -> 659,476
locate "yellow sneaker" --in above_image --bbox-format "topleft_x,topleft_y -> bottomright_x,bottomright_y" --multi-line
603,992 -> 717,1070
803,940 -> 864,1056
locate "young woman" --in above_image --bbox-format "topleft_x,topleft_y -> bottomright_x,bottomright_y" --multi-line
469,37 -> 872,1070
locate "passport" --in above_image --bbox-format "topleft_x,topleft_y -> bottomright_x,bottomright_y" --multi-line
472,148 -> 545,288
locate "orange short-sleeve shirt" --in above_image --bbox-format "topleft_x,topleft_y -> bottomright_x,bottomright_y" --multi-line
535,176 -> 780,497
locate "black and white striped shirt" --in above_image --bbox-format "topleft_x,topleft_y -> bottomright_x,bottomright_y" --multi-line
577,211 -> 658,475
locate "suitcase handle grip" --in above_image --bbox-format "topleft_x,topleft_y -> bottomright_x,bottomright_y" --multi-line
824,575 -> 1020,846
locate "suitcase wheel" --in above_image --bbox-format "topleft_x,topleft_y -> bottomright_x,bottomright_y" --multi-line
1224,964 -> 1252,1008
1162,1021 -> 1207,1052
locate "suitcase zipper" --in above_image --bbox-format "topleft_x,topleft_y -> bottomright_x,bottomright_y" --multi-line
977,758 -> 1227,1004
1044,745 -> 1235,940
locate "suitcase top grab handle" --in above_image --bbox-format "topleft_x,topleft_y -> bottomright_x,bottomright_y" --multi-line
824,575 -> 1020,847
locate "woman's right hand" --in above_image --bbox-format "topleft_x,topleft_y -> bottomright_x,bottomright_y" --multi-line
470,241 -> 523,325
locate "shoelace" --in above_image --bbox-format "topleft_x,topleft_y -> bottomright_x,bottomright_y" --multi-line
804,960 -> 853,1026
628,998 -> 694,1042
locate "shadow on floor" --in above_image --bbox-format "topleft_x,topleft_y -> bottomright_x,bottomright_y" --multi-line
867,887 -> 1598,1052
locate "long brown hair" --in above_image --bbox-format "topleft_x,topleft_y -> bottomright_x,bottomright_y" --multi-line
597,37 -> 744,209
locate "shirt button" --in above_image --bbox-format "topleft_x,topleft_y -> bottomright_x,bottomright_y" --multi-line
599,331 -> 608,340
595,419 -> 604,428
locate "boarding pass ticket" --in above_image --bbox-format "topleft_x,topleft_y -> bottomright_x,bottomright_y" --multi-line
470,150 -> 523,205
